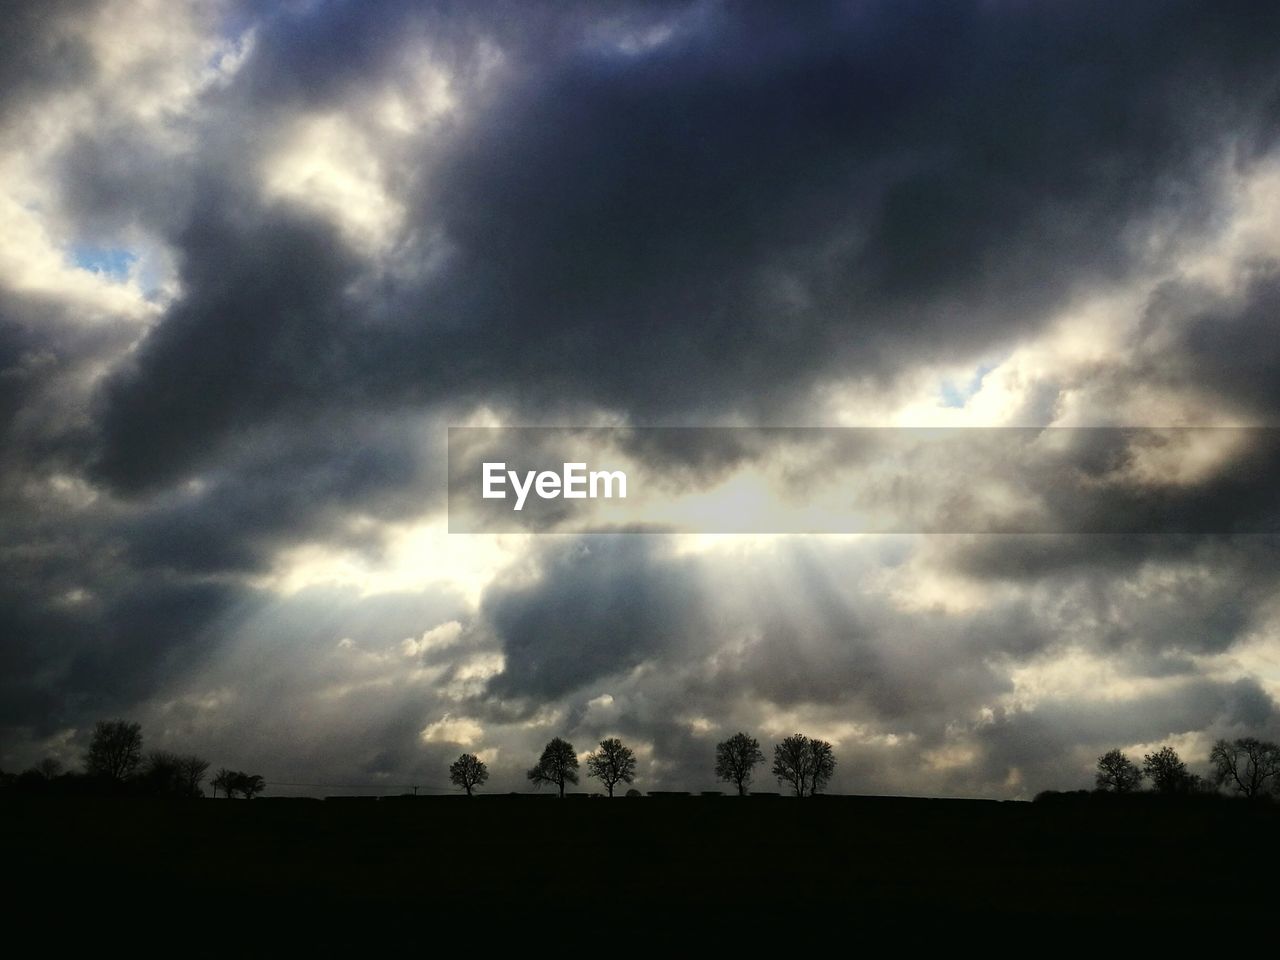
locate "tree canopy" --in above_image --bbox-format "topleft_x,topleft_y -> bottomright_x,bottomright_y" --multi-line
585,738 -> 637,797
715,732 -> 766,796
449,753 -> 490,796
210,769 -> 265,799
1095,749 -> 1144,793
85,719 -> 143,781
1142,746 -> 1195,794
1209,737 -> 1280,798
527,737 -> 579,798
806,738 -> 836,796
772,733 -> 837,797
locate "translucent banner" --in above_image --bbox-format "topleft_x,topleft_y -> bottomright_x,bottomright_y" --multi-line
447,427 -> 1280,534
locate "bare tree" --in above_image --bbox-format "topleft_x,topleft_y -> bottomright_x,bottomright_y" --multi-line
715,733 -> 765,796
449,753 -> 489,796
1209,737 -> 1280,798
1142,746 -> 1193,794
806,738 -> 836,796
586,738 -> 637,797
232,772 -> 265,799
177,755 -> 210,797
143,750 -> 184,794
773,734 -> 814,797
212,767 -> 236,798
1095,749 -> 1144,793
527,737 -> 579,798
85,719 -> 143,781
36,757 -> 63,780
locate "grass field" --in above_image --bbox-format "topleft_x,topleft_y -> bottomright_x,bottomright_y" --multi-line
7,793 -> 1278,931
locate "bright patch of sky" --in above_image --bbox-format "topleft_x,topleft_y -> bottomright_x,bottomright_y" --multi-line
939,363 -> 994,409
70,244 -> 137,281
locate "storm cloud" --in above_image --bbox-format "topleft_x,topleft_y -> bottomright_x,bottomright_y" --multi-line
2,0 -> 1280,799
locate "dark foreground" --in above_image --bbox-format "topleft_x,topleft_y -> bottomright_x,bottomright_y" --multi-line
6,793 -> 1278,932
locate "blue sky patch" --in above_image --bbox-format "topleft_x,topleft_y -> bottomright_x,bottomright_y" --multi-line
71,245 -> 137,280
939,363 -> 994,409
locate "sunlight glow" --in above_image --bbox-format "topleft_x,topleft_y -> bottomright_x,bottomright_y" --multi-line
263,112 -> 407,254
258,516 -> 530,604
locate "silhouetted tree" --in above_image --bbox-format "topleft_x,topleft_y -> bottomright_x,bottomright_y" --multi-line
449,753 -> 489,796
715,732 -> 766,796
139,752 -> 208,797
586,738 -> 637,797
232,772 -> 265,799
36,757 -> 63,780
85,719 -> 143,781
212,767 -> 236,798
177,755 -> 210,797
142,750 -> 184,794
1143,746 -> 1194,794
1209,737 -> 1280,798
806,738 -> 836,796
1095,749 -> 1144,793
527,737 -> 579,798
773,734 -> 814,797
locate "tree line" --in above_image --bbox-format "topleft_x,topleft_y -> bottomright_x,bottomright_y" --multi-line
3,721 -> 835,801
1092,738 -> 1280,798
447,731 -> 836,797
0,719 -> 262,800
8,718 -> 1279,802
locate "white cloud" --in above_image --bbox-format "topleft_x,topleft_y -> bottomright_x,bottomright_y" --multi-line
420,714 -> 485,747
402,620 -> 464,657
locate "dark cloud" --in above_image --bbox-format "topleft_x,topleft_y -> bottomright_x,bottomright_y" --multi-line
0,288 -> 134,479
54,128 -> 199,241
0,0 -> 95,119
0,571 -> 248,732
92,0 -> 1280,482
483,536 -> 708,701
941,534 -> 1280,665
410,0 -> 1280,416
4,0 -> 1280,798
971,676 -> 1278,793
119,412 -> 436,575
1137,265 -> 1280,420
92,200 -> 365,492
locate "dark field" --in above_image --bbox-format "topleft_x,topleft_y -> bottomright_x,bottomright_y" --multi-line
7,793 -> 1279,930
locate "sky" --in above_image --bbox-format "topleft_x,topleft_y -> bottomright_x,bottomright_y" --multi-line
3,0 -> 1280,798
